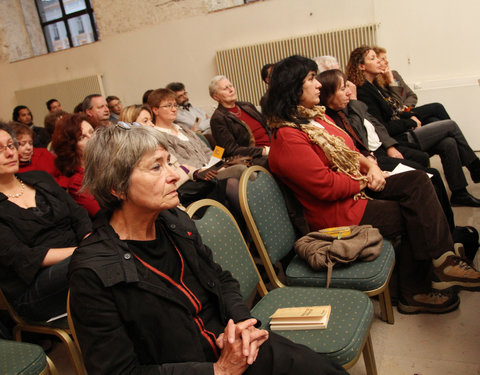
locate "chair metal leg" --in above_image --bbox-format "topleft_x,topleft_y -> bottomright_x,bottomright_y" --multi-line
53,329 -> 87,375
378,287 -> 395,324
362,333 -> 378,375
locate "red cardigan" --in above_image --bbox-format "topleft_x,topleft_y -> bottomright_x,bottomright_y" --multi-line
56,167 -> 100,218
18,148 -> 59,178
269,117 -> 368,231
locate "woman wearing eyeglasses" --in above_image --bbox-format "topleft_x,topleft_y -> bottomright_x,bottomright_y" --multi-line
0,122 -> 91,321
52,113 -> 100,218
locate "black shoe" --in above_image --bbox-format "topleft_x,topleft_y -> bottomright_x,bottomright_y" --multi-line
467,159 -> 480,183
450,191 -> 480,207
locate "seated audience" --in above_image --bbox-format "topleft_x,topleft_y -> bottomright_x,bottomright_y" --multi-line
81,94 -> 111,128
147,88 -> 244,208
120,104 -> 155,127
52,113 -> 100,218
46,99 -> 62,113
69,123 -> 348,375
12,105 -> 50,148
263,55 -> 480,314
347,46 -> 480,207
373,46 -> 451,124
11,122 -> 58,177
166,82 -> 212,134
0,122 -> 91,321
106,95 -> 123,124
317,69 -> 454,230
209,75 -> 270,167
142,89 -> 154,104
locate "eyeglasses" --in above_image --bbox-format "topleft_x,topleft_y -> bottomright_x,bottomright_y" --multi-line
159,103 -> 179,110
0,143 -> 16,153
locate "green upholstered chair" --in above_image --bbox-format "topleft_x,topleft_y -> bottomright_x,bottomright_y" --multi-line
239,166 -> 395,324
0,338 -> 58,375
186,199 -> 377,374
0,289 -> 86,375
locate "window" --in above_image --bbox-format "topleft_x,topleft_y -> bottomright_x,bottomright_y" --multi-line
35,0 -> 98,52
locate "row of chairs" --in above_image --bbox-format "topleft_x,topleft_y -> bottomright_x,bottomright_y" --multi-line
0,166 -> 395,374
186,166 -> 397,374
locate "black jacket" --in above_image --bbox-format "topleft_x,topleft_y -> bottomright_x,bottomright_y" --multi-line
0,171 -> 91,301
357,80 -> 417,137
68,208 -> 252,375
210,102 -> 270,165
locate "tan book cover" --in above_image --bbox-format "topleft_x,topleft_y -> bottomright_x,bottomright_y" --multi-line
269,305 -> 331,330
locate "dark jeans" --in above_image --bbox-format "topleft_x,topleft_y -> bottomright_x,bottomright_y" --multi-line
412,102 -> 450,124
13,257 -> 71,321
413,120 -> 478,191
359,170 -> 453,297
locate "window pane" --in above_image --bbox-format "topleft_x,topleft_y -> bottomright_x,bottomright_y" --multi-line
67,15 -> 95,47
36,0 -> 62,23
43,21 -> 70,52
64,0 -> 86,15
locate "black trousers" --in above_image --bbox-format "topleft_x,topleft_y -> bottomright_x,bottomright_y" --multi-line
411,102 -> 450,124
246,332 -> 347,375
359,170 -> 453,296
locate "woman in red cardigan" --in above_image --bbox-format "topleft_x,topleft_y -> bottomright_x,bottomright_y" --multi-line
51,113 -> 100,218
263,55 -> 480,314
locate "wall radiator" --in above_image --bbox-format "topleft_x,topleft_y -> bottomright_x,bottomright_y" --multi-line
14,74 -> 105,125
216,24 -> 378,105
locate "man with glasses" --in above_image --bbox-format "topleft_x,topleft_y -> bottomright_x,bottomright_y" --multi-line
166,82 -> 211,134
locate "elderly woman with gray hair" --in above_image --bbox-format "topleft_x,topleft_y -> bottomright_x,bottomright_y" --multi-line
68,123 -> 347,375
209,76 -> 270,167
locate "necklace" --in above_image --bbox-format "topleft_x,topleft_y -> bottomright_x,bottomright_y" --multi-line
230,105 -> 241,117
5,176 -> 25,198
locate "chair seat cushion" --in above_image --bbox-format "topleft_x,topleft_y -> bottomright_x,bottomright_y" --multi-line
250,287 -> 373,365
286,240 -> 395,291
0,339 -> 47,375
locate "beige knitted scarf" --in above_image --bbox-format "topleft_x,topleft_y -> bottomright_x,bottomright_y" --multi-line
272,105 -> 369,198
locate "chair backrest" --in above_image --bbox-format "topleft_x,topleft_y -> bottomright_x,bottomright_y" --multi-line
66,291 -> 82,356
186,199 -> 267,301
239,166 -> 297,287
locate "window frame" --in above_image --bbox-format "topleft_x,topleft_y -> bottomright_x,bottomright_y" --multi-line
34,0 -> 98,52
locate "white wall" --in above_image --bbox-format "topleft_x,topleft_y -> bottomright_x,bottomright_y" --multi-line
1,0 -> 479,146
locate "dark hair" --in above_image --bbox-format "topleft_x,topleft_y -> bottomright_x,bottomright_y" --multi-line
46,99 -> 59,111
81,94 -> 102,112
318,69 -> 347,107
52,113 -> 90,177
73,102 -> 83,113
346,46 -> 372,87
142,89 -> 154,104
262,55 -> 317,126
44,110 -> 68,136
261,63 -> 274,83
166,82 -> 185,92
12,105 -> 31,122
106,95 -> 120,104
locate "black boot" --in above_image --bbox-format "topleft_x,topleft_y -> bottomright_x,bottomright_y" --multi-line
467,159 -> 480,183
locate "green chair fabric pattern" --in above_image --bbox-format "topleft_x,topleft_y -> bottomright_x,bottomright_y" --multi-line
251,287 -> 373,365
0,339 -> 47,375
190,202 -> 259,301
245,168 -> 395,292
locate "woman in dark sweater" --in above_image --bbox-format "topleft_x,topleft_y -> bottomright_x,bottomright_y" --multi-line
0,122 -> 91,321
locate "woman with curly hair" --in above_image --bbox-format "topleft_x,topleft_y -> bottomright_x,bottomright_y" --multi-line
52,113 -> 100,217
346,46 -> 480,207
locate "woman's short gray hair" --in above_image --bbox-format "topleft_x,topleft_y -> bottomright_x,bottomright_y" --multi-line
208,75 -> 228,99
83,124 -> 168,211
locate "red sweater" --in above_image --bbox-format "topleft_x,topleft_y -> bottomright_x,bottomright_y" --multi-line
18,148 -> 59,178
56,168 -> 100,218
269,118 -> 368,231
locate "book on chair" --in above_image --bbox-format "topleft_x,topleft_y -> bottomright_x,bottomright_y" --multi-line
269,305 -> 331,331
